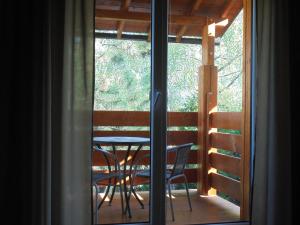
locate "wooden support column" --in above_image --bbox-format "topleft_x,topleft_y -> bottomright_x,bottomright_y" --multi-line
240,0 -> 252,220
197,23 -> 218,195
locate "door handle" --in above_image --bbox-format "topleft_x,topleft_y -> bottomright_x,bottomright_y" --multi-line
153,91 -> 161,106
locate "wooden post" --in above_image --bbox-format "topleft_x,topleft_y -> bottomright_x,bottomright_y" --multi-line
240,0 -> 252,219
197,23 -> 218,195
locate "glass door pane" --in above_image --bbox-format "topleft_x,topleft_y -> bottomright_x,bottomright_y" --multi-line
93,0 -> 152,223
166,0 -> 248,224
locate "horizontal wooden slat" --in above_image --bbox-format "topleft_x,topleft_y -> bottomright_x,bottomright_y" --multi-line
210,112 -> 242,130
94,168 -> 197,185
93,130 -> 198,145
210,132 -> 242,153
209,173 -> 240,201
168,112 -> 197,126
93,111 -> 197,126
209,152 -> 240,177
93,150 -> 198,166
93,111 -> 149,126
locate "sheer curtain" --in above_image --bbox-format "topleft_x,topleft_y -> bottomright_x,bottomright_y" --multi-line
51,0 -> 94,224
252,0 -> 292,224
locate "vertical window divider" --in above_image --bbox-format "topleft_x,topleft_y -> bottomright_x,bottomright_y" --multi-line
150,0 -> 168,225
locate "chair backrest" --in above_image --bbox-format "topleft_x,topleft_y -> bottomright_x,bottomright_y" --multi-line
92,146 -> 120,172
168,143 -> 193,177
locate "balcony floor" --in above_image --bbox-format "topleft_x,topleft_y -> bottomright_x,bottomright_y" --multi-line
95,189 -> 240,224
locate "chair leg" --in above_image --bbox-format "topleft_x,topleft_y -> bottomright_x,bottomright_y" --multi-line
128,173 -> 144,210
94,184 -> 99,224
183,175 -> 192,211
98,182 -> 111,210
167,181 -> 175,221
109,177 -> 117,206
118,179 -> 125,214
131,185 -> 144,209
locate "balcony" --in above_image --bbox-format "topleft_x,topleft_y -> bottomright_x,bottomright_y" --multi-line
93,1 -> 250,223
93,110 -> 244,224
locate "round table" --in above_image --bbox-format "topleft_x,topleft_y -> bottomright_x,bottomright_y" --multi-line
93,136 -> 150,218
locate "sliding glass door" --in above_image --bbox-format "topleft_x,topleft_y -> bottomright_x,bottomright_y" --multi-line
93,0 -> 251,224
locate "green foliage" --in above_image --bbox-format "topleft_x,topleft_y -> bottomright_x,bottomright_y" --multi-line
216,11 -> 244,112
94,40 -> 151,111
94,10 -> 243,112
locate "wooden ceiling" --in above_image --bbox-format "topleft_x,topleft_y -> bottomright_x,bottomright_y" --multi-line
95,0 -> 243,42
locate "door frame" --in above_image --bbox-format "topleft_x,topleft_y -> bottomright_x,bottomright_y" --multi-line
93,0 -> 254,223
150,0 -> 168,224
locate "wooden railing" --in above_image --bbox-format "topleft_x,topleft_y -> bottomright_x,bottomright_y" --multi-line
93,110 -> 242,200
93,110 -> 198,184
209,112 -> 242,202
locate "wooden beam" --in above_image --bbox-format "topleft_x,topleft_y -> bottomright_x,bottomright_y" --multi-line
210,132 -> 242,154
93,111 -> 197,127
221,0 -> 236,18
240,0 -> 252,220
121,0 -> 131,11
197,65 -> 218,195
198,21 -> 217,195
117,21 -> 125,39
202,23 -> 215,65
176,26 -> 187,43
117,0 -> 131,39
210,112 -> 242,130
209,152 -> 241,177
190,0 -> 204,15
209,173 -> 241,201
176,0 -> 204,43
95,9 -> 217,25
147,25 -> 151,42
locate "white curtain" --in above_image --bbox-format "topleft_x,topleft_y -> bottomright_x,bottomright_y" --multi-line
52,0 -> 94,224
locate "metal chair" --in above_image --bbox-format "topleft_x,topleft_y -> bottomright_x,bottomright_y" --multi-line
130,143 -> 193,221
92,146 -> 124,224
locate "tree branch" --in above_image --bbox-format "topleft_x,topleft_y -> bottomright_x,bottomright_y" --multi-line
219,73 -> 241,92
218,53 -> 242,72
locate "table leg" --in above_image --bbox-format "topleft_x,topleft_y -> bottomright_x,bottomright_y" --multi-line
128,144 -> 144,208
123,144 -> 132,218
109,145 -> 117,206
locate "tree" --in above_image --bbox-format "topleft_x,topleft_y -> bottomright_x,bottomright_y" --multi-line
94,10 -> 243,113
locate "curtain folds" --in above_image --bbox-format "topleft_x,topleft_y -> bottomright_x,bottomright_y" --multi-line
252,0 -> 292,224
2,1 -> 94,225
51,0 -> 94,224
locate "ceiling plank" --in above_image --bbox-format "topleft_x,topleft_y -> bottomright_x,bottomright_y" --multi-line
117,0 -> 132,39
176,0 -> 204,43
221,0 -> 236,18
95,9 -> 218,25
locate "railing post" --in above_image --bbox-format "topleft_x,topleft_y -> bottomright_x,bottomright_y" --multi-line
197,22 -> 218,195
